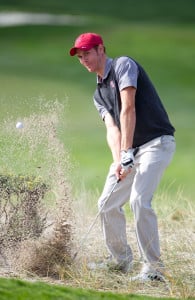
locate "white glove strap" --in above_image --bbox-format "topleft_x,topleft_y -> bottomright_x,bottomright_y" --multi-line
120,148 -> 135,170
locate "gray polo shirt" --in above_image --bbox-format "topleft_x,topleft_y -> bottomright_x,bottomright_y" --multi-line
94,56 -> 138,120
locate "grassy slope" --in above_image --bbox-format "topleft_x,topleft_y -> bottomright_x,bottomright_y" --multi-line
0,277 -> 183,300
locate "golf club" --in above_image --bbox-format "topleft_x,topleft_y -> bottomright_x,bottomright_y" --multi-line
72,147 -> 139,260
72,179 -> 120,260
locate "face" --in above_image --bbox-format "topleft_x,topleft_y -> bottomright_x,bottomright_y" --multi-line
76,45 -> 105,74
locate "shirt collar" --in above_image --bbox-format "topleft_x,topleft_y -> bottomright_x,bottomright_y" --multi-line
97,57 -> 113,83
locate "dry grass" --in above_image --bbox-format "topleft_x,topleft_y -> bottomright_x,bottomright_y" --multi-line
0,100 -> 73,278
0,100 -> 194,299
64,189 -> 195,299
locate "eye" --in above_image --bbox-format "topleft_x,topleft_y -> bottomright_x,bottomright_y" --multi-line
77,55 -> 82,59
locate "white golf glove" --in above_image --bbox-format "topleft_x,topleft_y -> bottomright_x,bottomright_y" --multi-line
120,148 -> 135,171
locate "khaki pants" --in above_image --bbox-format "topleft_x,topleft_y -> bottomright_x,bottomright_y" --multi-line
98,135 -> 176,267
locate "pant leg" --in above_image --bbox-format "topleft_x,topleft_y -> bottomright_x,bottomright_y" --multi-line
98,163 -> 136,264
130,135 -> 176,267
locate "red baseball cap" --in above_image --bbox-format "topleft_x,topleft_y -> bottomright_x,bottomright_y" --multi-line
69,32 -> 103,56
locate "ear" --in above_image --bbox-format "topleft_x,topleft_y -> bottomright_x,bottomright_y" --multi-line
98,44 -> 105,53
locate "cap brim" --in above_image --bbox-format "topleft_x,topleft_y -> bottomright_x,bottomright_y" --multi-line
69,47 -> 77,56
69,44 -> 95,56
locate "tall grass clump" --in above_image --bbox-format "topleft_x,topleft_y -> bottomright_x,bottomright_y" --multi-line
154,189 -> 195,299
0,99 -> 74,278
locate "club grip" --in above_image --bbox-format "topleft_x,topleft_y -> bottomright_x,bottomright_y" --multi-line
117,147 -> 139,183
133,147 -> 139,156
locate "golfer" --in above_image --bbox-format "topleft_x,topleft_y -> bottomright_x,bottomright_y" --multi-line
69,32 -> 176,282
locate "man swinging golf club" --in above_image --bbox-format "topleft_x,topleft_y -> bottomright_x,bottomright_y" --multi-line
69,32 -> 176,282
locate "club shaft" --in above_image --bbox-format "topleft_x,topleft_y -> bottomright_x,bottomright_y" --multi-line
73,180 -> 119,260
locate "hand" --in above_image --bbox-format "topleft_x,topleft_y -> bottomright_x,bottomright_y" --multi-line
115,162 -> 131,181
120,148 -> 135,171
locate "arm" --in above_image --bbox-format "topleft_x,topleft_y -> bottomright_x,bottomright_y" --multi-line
104,113 -> 121,163
104,86 -> 136,158
120,86 -> 136,151
119,86 -> 137,179
104,86 -> 136,180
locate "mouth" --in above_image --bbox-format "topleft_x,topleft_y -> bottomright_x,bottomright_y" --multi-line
85,65 -> 93,71
84,63 -> 90,68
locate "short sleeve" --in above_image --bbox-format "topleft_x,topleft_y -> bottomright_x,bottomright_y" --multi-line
93,98 -> 108,121
114,56 -> 138,91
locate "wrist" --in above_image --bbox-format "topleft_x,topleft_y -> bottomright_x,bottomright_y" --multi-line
120,148 -> 135,170
114,160 -> 121,165
120,148 -> 134,155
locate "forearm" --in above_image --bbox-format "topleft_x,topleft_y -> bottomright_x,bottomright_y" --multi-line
107,126 -> 121,163
120,107 -> 136,150
120,87 -> 136,150
104,113 -> 121,163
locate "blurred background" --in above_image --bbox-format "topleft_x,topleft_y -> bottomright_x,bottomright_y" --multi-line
0,0 -> 195,201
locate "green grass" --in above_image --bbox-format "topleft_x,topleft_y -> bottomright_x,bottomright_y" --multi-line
0,278 -> 185,300
1,0 -> 195,23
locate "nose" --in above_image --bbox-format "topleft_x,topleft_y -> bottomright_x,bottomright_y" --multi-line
81,56 -> 88,64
